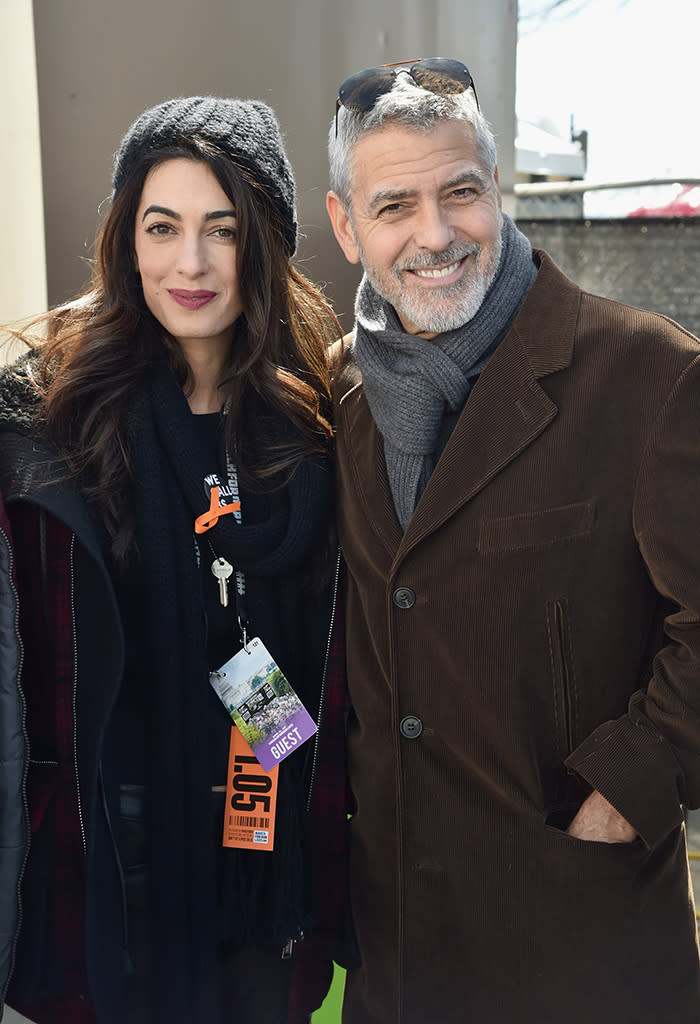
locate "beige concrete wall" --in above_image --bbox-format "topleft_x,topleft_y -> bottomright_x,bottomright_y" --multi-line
32,0 -> 518,327
519,217 -> 700,336
0,0 -> 47,356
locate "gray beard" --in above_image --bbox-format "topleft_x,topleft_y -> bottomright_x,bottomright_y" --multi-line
359,234 -> 503,334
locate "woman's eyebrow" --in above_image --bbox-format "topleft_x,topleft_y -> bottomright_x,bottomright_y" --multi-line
140,205 -> 237,222
141,204 -> 180,221
203,209 -> 236,221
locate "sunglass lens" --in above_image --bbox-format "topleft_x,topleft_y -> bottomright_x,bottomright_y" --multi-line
411,57 -> 472,95
339,67 -> 398,112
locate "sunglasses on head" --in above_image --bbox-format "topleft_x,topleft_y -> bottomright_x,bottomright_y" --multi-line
335,57 -> 479,135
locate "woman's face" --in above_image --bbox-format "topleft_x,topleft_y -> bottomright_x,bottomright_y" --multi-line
134,158 -> 243,355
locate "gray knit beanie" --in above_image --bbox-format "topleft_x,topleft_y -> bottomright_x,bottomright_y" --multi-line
112,96 -> 298,255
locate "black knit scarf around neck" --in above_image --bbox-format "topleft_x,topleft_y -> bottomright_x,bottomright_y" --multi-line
126,357 -> 331,1022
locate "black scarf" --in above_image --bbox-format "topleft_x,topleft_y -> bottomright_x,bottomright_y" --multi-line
126,357 -> 332,1022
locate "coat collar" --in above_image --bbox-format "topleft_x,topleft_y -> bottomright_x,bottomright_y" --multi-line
335,250 -> 581,562
511,250 -> 580,378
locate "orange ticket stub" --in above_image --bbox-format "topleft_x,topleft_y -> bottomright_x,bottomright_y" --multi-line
222,727 -> 278,851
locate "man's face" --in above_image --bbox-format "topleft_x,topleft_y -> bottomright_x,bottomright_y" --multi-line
327,120 -> 503,339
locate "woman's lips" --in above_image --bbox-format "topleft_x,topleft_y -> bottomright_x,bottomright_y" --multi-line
168,289 -> 217,310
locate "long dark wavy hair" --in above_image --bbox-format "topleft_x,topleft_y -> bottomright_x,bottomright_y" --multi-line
28,137 -> 340,562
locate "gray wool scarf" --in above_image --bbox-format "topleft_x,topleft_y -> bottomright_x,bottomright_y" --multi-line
354,214 -> 537,530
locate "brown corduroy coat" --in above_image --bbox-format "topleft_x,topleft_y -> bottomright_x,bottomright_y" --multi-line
333,252 -> 700,1024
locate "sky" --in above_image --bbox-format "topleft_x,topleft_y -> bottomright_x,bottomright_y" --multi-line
516,0 -> 700,214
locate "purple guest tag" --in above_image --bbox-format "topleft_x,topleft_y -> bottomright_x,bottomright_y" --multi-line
209,637 -> 317,772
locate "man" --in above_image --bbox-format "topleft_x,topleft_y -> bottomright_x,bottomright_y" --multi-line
326,57 -> 700,1023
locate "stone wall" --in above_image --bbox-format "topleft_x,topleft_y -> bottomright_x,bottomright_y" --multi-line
518,218 -> 700,338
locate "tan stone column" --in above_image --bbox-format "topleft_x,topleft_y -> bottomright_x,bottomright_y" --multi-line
0,0 -> 47,361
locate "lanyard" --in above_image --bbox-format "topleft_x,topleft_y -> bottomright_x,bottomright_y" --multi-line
224,456 -> 250,644
196,454 -> 250,646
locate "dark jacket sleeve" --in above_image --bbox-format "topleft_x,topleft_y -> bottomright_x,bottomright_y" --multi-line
0,490 -> 26,1013
566,351 -> 700,848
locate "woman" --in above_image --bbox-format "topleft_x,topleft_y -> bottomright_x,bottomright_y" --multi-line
0,97 -> 346,1024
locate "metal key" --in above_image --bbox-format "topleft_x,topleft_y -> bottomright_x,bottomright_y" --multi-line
211,557 -> 234,607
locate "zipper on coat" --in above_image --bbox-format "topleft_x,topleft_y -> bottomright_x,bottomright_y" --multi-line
0,522 -> 28,1012
305,547 -> 342,814
69,533 -> 87,855
552,598 -> 575,754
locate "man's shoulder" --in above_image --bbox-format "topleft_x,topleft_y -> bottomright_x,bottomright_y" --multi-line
580,287 -> 700,350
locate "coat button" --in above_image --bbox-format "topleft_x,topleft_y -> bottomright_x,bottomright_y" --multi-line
400,715 -> 423,739
392,586 -> 416,609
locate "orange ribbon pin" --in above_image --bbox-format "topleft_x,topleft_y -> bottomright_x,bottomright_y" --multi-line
194,486 -> 242,534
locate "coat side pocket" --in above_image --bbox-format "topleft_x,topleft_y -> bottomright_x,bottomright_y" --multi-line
546,597 -> 578,761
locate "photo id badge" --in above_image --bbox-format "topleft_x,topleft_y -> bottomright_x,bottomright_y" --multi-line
209,637 -> 317,772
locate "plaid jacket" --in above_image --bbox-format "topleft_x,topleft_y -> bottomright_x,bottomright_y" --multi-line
0,494 -> 349,1024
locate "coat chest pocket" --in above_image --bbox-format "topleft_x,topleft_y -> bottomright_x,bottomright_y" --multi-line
477,499 -> 596,554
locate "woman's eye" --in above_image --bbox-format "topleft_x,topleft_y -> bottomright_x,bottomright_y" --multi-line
145,222 -> 174,236
212,226 -> 236,240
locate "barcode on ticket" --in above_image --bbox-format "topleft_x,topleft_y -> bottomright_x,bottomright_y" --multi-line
230,815 -> 270,829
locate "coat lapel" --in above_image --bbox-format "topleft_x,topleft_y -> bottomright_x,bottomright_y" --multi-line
399,331 -> 557,554
399,252 -> 581,555
337,376 -> 404,556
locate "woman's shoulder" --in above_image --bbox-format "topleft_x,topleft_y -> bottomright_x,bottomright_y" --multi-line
0,349 -> 45,435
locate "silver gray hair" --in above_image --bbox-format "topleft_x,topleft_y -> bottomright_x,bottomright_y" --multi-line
328,75 -> 498,210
